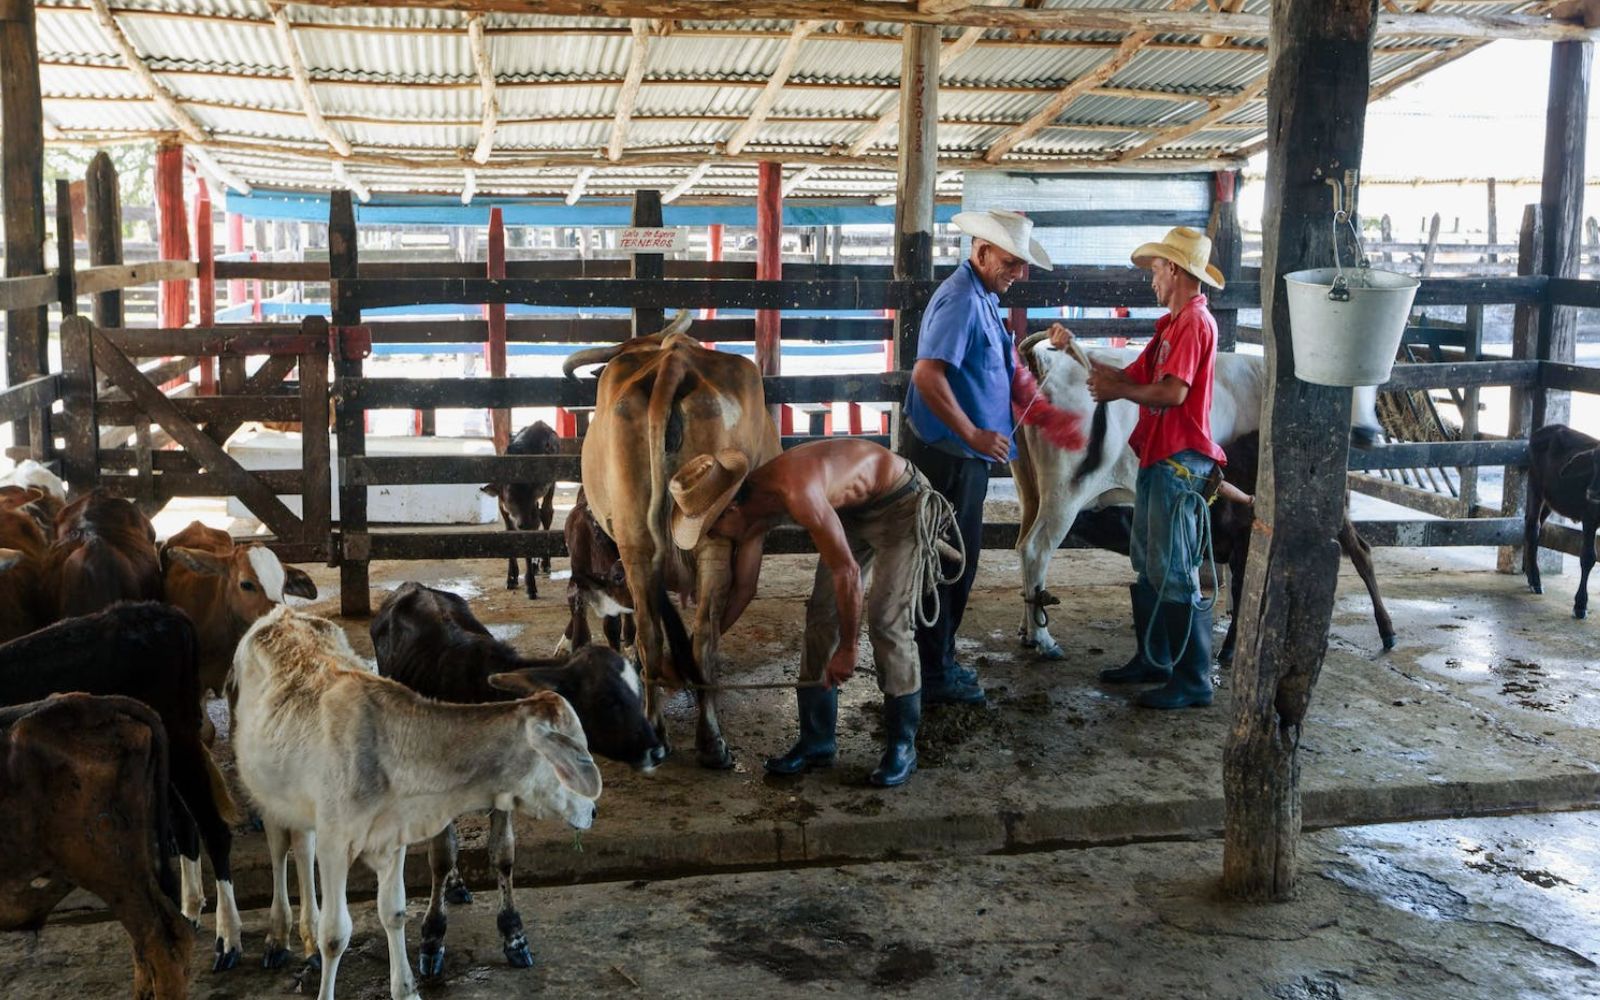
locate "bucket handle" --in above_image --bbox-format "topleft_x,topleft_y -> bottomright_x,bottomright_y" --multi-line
1327,172 -> 1370,303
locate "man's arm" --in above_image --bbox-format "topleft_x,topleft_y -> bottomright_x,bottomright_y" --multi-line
911,359 -> 1010,463
789,494 -> 863,688
1086,363 -> 1189,409
719,532 -> 766,633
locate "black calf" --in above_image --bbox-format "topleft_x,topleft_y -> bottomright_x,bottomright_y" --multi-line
1525,423 -> 1600,618
483,420 -> 561,599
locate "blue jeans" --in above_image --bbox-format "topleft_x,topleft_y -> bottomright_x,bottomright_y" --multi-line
1130,450 -> 1216,607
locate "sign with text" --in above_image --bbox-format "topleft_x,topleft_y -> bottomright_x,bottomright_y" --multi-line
617,227 -> 687,253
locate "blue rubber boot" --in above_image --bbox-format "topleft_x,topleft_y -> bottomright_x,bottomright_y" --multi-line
764,686 -> 838,774
1099,580 -> 1169,684
1137,601 -> 1215,710
921,671 -> 986,706
868,693 -> 920,788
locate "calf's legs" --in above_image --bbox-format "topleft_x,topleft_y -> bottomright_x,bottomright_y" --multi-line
418,823 -> 461,977
491,807 -> 532,967
371,846 -> 419,1000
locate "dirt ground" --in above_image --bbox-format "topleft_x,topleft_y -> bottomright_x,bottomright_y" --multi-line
8,490 -> 1600,998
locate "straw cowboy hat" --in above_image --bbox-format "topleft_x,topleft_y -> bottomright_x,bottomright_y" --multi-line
1130,226 -> 1226,290
951,209 -> 1054,269
669,449 -> 750,550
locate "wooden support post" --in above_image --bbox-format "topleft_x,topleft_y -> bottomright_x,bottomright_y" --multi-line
1486,177 -> 1499,265
893,23 -> 940,443
1536,38 -> 1591,429
194,177 -> 217,394
54,178 -> 75,319
299,316 -> 332,560
1421,212 -> 1442,276
1458,303 -> 1483,517
756,162 -> 784,429
1223,0 -> 1379,903
632,189 -> 665,337
85,151 -> 124,329
485,206 -> 509,452
2,0 -> 47,453
703,222 -> 723,320
156,142 -> 191,329
58,315 -> 97,492
226,211 -> 247,307
1499,204 -> 1560,576
1209,169 -> 1243,352
330,189 -> 369,617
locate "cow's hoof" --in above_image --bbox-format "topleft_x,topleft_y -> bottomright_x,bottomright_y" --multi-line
1531,583 -> 1544,595
212,940 -> 240,973
525,587 -> 538,600
417,945 -> 445,978
445,883 -> 473,906
646,743 -> 670,767
506,576 -> 519,591
1216,650 -> 1234,668
1577,607 -> 1588,620
262,946 -> 289,970
1381,634 -> 1397,651
303,953 -> 322,973
1034,641 -> 1066,661
503,937 -> 533,969
697,741 -> 735,770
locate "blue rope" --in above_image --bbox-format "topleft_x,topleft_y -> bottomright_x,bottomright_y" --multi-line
1141,462 -> 1218,671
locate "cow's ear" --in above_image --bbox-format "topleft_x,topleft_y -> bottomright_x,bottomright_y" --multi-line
283,567 -> 318,599
481,483 -> 500,496
487,670 -> 554,696
0,547 -> 23,573
164,545 -> 227,577
0,487 -> 44,512
526,722 -> 602,800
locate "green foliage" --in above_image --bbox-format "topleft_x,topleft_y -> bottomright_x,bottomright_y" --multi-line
44,142 -> 155,207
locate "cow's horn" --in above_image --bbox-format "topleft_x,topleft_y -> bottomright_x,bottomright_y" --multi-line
1017,330 -> 1051,358
661,309 -> 693,337
562,344 -> 625,379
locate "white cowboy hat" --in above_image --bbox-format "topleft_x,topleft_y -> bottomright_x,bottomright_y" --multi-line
952,209 -> 1054,270
668,449 -> 750,550
1130,226 -> 1226,289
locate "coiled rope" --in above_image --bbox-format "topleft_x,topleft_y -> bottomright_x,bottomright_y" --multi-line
913,485 -> 965,630
1142,459 -> 1219,670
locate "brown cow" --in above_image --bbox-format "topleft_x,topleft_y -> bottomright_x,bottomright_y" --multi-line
0,487 -> 52,642
558,487 -> 636,655
47,489 -> 162,618
563,311 -> 780,768
0,692 -> 192,1000
160,521 -> 318,709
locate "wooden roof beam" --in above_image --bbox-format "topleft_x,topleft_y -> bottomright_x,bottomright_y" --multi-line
781,163 -> 822,196
468,15 -> 498,164
662,160 -> 712,202
188,146 -> 251,194
1116,69 -> 1268,162
293,3 -> 1599,42
566,165 -> 595,204
981,31 -> 1148,163
331,159 -> 370,202
267,2 -> 352,158
85,0 -> 206,143
723,18 -> 824,156
847,18 -> 987,156
1199,0 -> 1247,47
608,19 -> 652,161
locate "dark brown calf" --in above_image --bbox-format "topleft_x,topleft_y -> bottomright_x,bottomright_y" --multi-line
562,487 -> 636,653
0,488 -> 52,642
47,489 -> 162,619
482,420 -> 561,599
0,693 -> 192,1000
1525,423 -> 1600,618
1212,431 -> 1396,663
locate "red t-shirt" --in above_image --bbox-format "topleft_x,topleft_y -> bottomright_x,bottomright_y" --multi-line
1125,294 -> 1227,469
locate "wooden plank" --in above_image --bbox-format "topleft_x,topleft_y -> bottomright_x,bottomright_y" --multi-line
85,151 -> 124,328
55,178 -> 76,317
0,273 -> 55,311
1458,305 -> 1484,518
1501,204 -> 1549,575
339,371 -> 909,410
1345,438 -> 1528,471
343,454 -> 584,487
58,315 -> 98,489
105,328 -> 322,357
93,465 -> 304,494
1537,39 -> 1590,428
1223,0 -> 1378,902
1377,359 -> 1538,391
2,0 -> 48,452
298,317 -> 332,556
329,189 -> 370,616
202,352 -> 302,448
0,373 -> 59,426
75,260 -> 197,295
1544,276 -> 1600,308
1351,517 -> 1523,548
97,396 -> 302,425
632,188 -> 666,337
1540,361 -> 1600,394
89,327 -> 302,538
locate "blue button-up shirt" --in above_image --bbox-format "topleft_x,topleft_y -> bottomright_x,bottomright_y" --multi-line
904,260 -> 1016,463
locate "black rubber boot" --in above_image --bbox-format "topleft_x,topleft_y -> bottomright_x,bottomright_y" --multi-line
764,686 -> 838,774
1137,601 -> 1215,710
1100,580 -> 1169,684
869,692 -> 920,788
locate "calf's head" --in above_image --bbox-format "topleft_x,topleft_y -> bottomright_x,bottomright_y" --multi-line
505,691 -> 602,830
488,645 -> 659,771
482,480 -> 545,530
163,542 -> 317,627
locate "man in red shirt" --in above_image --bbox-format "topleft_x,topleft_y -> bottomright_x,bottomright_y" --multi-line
1052,227 -> 1227,709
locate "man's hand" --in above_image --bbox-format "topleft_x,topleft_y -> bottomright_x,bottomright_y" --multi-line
1085,359 -> 1130,403
824,647 -> 856,688
965,428 -> 1011,463
1046,322 -> 1074,351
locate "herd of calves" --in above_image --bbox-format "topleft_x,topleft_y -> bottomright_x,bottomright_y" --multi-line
0,460 -> 658,1000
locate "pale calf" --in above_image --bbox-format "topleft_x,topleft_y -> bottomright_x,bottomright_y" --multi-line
231,606 -> 602,1000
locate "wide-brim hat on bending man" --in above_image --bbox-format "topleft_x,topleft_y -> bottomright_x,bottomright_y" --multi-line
951,209 -> 1054,269
669,449 -> 750,550
1130,226 -> 1226,290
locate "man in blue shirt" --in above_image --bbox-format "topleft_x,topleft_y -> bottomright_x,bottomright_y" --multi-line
903,209 -> 1053,705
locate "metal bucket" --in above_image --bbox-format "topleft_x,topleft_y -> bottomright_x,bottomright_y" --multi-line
1284,266 -> 1420,387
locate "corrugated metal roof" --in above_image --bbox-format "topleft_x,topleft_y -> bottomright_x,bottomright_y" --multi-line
29,0 -> 1546,200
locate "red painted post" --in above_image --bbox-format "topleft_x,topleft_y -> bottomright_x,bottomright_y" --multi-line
155,142 -> 191,329
756,162 -> 786,433
226,211 -> 246,307
703,222 -> 723,322
194,178 -> 217,393
485,207 -> 510,453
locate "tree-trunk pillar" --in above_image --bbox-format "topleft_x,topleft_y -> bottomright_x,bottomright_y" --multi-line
485,205 -> 509,453
1223,0 -> 1379,902
194,176 -> 216,393
1536,39 -> 1591,429
2,0 -> 47,452
85,151 -> 123,328
155,142 -> 191,329
893,23 -> 939,444
756,161 -> 783,430
1209,169 -> 1243,353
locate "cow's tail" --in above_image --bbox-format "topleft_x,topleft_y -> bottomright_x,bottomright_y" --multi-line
142,703 -> 181,907
645,348 -> 691,576
1071,402 -> 1109,487
655,581 -> 704,689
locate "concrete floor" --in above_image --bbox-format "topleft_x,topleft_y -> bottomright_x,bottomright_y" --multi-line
9,498 -> 1600,998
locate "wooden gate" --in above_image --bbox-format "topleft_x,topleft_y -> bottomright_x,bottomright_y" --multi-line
58,314 -> 332,562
